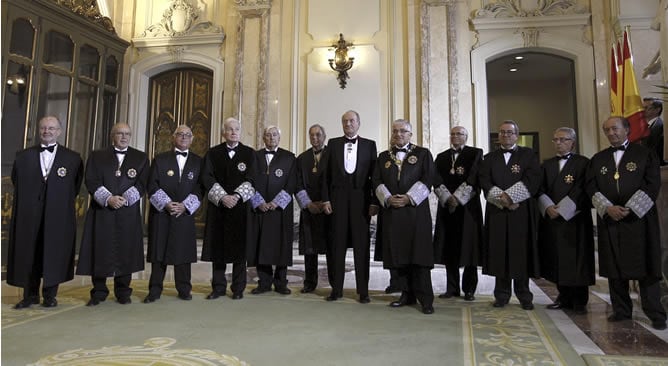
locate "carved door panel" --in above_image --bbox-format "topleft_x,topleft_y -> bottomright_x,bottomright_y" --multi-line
147,68 -> 213,238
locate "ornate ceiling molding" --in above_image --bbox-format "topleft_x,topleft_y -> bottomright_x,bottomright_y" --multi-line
234,0 -> 271,13
474,0 -> 583,18
49,0 -> 115,33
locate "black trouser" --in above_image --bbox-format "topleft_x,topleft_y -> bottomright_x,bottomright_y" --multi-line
23,210 -> 59,301
257,265 -> 288,289
494,277 -> 532,304
609,278 -> 667,323
327,243 -> 370,297
444,265 -> 478,295
91,274 -> 132,300
395,265 -> 434,307
303,254 -> 319,289
148,262 -> 192,298
555,284 -> 589,307
211,262 -> 247,295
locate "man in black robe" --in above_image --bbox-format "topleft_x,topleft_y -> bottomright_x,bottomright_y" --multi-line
77,123 -> 149,306
433,126 -> 483,302
201,117 -> 256,300
144,125 -> 202,303
537,127 -> 594,314
641,97 -> 665,165
248,125 -> 296,295
479,120 -> 540,310
373,119 -> 435,314
322,110 -> 379,303
7,116 -> 83,309
295,124 -> 329,293
586,116 -> 666,330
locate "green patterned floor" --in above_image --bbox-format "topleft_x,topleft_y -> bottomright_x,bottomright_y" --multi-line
2,282 -> 586,365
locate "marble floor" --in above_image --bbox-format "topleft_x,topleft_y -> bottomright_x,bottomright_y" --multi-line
2,247 -> 667,359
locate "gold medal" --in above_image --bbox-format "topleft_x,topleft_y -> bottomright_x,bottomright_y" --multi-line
614,171 -> 620,180
450,168 -> 455,175
312,167 -> 317,173
115,170 -> 121,177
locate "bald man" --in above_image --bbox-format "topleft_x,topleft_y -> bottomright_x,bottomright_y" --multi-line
7,116 -> 83,309
77,123 -> 149,306
144,125 -> 202,303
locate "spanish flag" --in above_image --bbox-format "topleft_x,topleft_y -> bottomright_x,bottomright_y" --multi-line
612,28 -> 649,142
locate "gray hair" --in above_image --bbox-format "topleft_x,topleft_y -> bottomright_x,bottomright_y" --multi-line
554,127 -> 576,141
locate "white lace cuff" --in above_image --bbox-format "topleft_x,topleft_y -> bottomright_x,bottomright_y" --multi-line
434,184 -> 451,207
123,187 -> 141,206
208,183 -> 227,206
150,189 -> 172,211
406,181 -> 430,206
504,182 -> 530,204
375,184 -> 392,208
453,182 -> 474,206
295,190 -> 312,209
592,192 -> 613,218
183,194 -> 201,215
625,189 -> 654,219
234,181 -> 255,202
272,190 -> 292,210
94,186 -> 113,207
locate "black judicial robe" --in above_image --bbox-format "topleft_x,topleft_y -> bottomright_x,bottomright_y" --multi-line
373,146 -> 435,268
247,148 -> 296,266
146,151 -> 202,265
585,144 -> 661,280
479,146 -> 541,279
77,147 -> 149,277
296,146 -> 329,256
7,145 -> 83,288
201,143 -> 256,263
538,154 -> 595,286
433,146 -> 484,267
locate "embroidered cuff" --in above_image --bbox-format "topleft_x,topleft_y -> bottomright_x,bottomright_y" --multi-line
406,182 -> 430,206
183,194 -> 201,215
234,181 -> 255,202
375,184 -> 392,208
295,190 -> 312,209
123,187 -> 141,206
592,192 -> 613,218
250,192 -> 266,209
434,184 -> 451,207
504,182 -> 531,204
453,182 -> 474,206
94,186 -> 113,207
556,196 -> 578,221
625,189 -> 654,219
537,194 -> 555,217
272,190 -> 292,210
150,189 -> 172,211
486,186 -> 504,209
208,183 -> 227,206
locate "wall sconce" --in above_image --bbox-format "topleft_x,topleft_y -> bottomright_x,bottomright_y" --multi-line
6,71 -> 27,95
328,33 -> 354,89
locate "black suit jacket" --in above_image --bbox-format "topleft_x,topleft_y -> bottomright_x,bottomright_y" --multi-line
322,136 -> 378,207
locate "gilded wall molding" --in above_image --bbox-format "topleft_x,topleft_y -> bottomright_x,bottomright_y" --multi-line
140,0 -> 224,38
49,0 -> 115,33
474,0 -> 582,18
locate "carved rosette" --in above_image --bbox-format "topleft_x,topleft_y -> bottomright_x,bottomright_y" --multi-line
50,0 -> 116,33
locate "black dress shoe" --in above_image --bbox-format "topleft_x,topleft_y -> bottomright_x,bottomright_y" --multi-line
178,293 -> 192,301
42,298 -> 58,308
232,292 -> 244,300
275,287 -> 292,295
300,286 -> 316,293
325,292 -> 341,301
439,292 -> 460,299
546,302 -> 565,310
86,298 -> 101,306
385,286 -> 400,294
251,287 -> 271,295
389,294 -> 417,307
607,313 -> 631,322
117,297 -> 132,305
492,300 -> 507,308
651,320 -> 667,330
14,298 -> 39,309
206,291 -> 224,300
422,305 -> 435,314
521,302 -> 534,310
464,293 -> 475,301
143,295 -> 158,303
358,295 -> 370,304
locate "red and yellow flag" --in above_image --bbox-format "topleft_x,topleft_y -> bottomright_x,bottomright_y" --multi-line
610,41 -> 622,116
613,28 -> 649,142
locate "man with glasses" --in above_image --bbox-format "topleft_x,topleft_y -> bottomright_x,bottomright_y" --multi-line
373,119 -> 436,314
433,126 -> 483,302
201,117 -> 256,300
77,123 -> 149,306
7,116 -> 83,309
641,97 -> 665,165
537,127 -> 594,314
586,116 -> 666,330
143,125 -> 202,303
479,120 -> 541,310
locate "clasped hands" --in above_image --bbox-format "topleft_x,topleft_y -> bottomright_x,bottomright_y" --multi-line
165,201 -> 186,217
107,195 -> 127,210
497,192 -> 519,211
606,205 -> 630,221
257,201 -> 279,212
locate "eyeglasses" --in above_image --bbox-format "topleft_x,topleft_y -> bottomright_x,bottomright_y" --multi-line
450,132 -> 467,137
551,137 -> 573,143
392,129 -> 411,134
498,130 -> 516,136
175,132 -> 193,138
